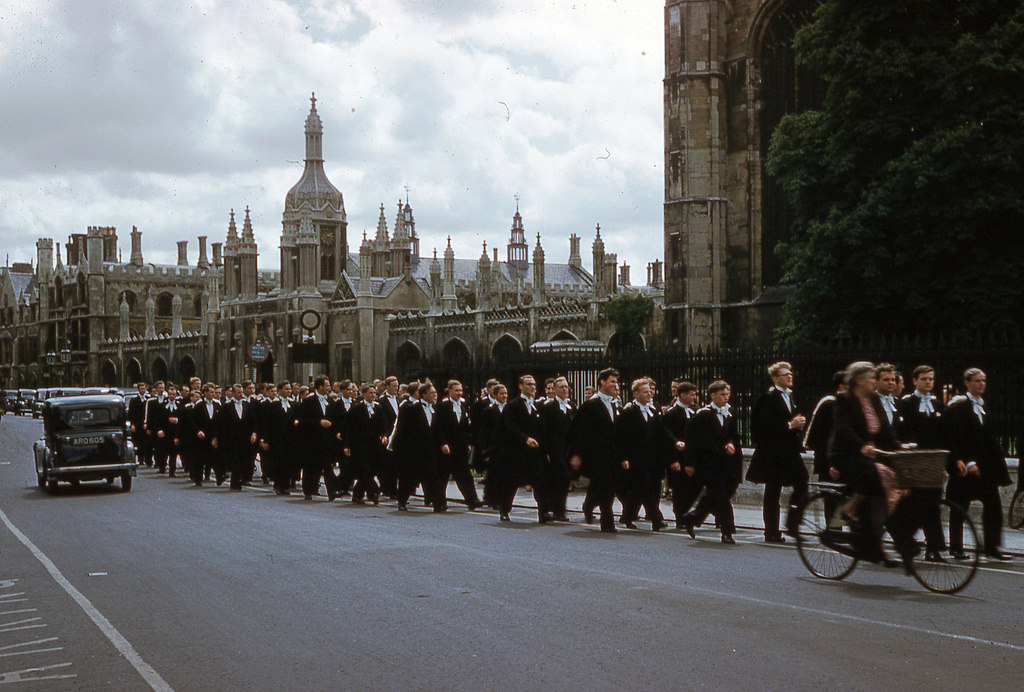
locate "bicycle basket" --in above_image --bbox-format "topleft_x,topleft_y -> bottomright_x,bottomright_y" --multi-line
881,449 -> 949,489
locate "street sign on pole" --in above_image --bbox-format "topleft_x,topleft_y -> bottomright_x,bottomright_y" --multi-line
248,341 -> 270,363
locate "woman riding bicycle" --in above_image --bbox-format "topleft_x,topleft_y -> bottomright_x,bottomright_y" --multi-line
827,362 -> 901,561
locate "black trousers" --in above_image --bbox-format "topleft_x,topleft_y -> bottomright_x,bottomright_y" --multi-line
947,477 -> 1004,553
667,468 -> 703,524
763,470 -> 809,537
620,469 -> 664,526
584,476 -> 617,530
545,459 -> 571,518
350,451 -> 381,501
449,451 -> 480,506
686,474 -> 737,534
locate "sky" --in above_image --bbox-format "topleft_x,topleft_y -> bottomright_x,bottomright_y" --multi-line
0,0 -> 665,281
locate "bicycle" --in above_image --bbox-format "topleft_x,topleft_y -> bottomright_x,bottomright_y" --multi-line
1008,486 -> 1023,530
793,449 -> 980,594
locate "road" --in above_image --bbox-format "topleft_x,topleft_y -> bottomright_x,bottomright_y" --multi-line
1,413 -> 1022,690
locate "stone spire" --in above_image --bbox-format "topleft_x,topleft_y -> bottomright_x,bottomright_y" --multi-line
375,203 -> 389,242
442,236 -> 456,310
223,210 -> 239,300
532,232 -> 545,305
429,248 -> 442,305
358,231 -> 372,296
592,223 -> 605,298
171,294 -> 183,337
239,206 -> 258,299
476,241 -> 492,310
144,292 -> 156,339
507,201 -> 528,272
119,295 -> 130,340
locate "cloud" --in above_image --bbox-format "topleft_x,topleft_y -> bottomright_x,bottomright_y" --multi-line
0,0 -> 664,279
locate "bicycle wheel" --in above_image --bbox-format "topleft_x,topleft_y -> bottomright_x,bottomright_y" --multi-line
795,492 -> 858,580
1008,489 -> 1024,530
910,498 -> 979,594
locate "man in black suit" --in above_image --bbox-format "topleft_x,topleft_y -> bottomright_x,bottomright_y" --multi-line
539,376 -> 575,522
617,377 -> 675,531
435,380 -> 482,510
897,365 -> 948,561
378,375 -> 402,498
144,380 -> 172,474
876,363 -> 903,430
393,381 -> 440,511
945,368 -> 1013,561
127,382 -> 150,467
679,380 -> 743,544
216,383 -> 259,490
343,383 -> 388,504
190,382 -> 221,487
569,368 -> 621,533
297,375 -> 338,500
498,375 -> 548,523
260,381 -> 297,495
663,380 -> 698,529
746,362 -> 808,543
475,383 -> 507,508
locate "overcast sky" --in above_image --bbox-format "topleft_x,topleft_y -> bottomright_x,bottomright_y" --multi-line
1,0 -> 664,281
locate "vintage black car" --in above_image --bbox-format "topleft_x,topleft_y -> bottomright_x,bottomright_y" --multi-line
33,395 -> 137,492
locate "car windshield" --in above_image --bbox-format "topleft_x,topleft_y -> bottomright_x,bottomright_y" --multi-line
53,406 -> 124,431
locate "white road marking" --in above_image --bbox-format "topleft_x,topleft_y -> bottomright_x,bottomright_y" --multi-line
0,662 -> 75,683
0,638 -> 58,653
0,508 -> 173,691
87,572 -> 108,577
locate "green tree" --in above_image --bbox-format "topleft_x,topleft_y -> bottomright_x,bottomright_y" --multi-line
600,292 -> 654,338
767,0 -> 1024,344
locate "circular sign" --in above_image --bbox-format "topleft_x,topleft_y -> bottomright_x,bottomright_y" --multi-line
300,309 -> 321,331
248,342 -> 270,363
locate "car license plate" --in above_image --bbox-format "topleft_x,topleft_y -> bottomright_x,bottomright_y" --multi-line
71,436 -> 107,446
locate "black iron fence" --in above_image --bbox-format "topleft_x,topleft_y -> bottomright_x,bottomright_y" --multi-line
414,331 -> 1024,454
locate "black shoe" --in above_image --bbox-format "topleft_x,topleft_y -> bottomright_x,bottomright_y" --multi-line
370,496 -> 380,505
467,501 -> 484,510
721,533 -> 736,544
168,472 -> 176,478
352,498 -> 366,505
554,514 -> 570,523
539,513 -> 552,524
924,550 -> 946,563
398,503 -> 408,511
680,517 -> 696,539
950,549 -> 968,560
194,481 -> 202,487
765,534 -> 786,544
651,520 -> 665,532
500,513 -> 510,522
984,550 -> 1013,562
622,520 -> 638,530
303,494 -> 312,501
434,505 -> 448,513
583,509 -> 594,525
601,525 -> 617,533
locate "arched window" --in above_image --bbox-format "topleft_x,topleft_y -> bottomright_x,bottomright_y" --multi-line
758,0 -> 825,287
156,292 -> 174,317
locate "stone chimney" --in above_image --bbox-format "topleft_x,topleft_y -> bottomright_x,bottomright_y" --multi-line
619,263 -> 630,286
130,226 -> 144,266
212,242 -> 223,267
197,236 -> 210,269
177,241 -> 188,266
568,233 -> 581,269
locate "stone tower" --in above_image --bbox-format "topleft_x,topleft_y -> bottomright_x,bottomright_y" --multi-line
663,0 -> 823,347
281,93 -> 346,292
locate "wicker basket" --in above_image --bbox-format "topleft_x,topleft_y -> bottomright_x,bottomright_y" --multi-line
879,449 -> 949,489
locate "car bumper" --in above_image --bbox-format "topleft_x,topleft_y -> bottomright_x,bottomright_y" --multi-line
43,463 -> 138,481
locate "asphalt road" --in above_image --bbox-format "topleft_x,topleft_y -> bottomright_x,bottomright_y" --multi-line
1,413 -> 1022,691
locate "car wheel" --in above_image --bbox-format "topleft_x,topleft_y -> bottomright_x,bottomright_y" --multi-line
46,479 -> 58,493
121,473 -> 133,492
37,471 -> 46,489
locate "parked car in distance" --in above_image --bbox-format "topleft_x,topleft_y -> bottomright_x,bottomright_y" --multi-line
1,390 -> 18,414
33,387 -> 63,418
16,389 -> 37,415
33,395 -> 137,492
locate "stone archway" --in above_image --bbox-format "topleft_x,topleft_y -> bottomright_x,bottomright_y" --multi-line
151,356 -> 168,382
179,354 -> 197,383
126,358 -> 142,384
101,359 -> 117,387
395,341 -> 422,382
442,338 -> 471,371
491,334 -> 523,366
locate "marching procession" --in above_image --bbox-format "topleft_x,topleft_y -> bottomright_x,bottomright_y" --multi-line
128,361 -> 1017,561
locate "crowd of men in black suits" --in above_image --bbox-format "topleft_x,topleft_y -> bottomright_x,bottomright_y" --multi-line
123,361 -> 1017,557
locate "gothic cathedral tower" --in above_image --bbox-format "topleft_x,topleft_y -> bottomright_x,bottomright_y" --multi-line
281,94 -> 347,293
